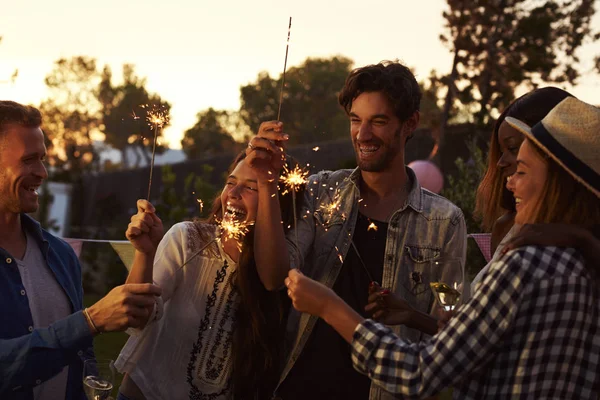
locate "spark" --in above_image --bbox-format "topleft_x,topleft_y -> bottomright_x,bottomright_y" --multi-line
197,199 -> 204,213
318,190 -> 342,225
368,222 -> 378,231
280,164 -> 309,193
312,146 -> 320,151
146,106 -> 169,128
218,217 -> 253,249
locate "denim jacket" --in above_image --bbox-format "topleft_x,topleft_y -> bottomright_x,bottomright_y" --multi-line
0,214 -> 94,400
276,167 -> 467,400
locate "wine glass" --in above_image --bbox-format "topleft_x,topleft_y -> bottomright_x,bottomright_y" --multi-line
82,359 -> 115,400
429,258 -> 464,311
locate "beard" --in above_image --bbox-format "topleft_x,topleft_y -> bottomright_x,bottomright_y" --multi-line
353,128 -> 403,172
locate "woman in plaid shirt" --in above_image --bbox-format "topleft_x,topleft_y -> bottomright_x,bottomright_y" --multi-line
284,97 -> 599,399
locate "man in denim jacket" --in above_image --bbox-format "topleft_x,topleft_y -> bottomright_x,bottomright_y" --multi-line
0,101 -> 162,400
248,61 -> 467,399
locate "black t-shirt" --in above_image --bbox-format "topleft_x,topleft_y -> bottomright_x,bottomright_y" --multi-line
277,213 -> 387,400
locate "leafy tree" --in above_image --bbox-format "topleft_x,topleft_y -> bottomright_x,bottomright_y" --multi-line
439,0 -> 598,128
239,56 -> 353,145
99,65 -> 171,168
154,164 -> 217,229
441,139 -> 488,279
39,56 -> 102,178
181,108 -> 239,159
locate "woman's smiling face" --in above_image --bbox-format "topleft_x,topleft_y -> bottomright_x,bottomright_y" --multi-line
507,139 -> 549,225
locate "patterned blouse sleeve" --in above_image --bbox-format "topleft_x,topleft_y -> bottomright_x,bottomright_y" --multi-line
126,223 -> 193,334
350,250 -> 528,398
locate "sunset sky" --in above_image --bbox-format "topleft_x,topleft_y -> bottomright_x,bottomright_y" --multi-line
2,0 -> 599,148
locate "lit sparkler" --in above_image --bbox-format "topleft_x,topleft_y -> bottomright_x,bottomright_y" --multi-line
279,163 -> 308,255
218,217 -> 252,244
145,105 -> 170,200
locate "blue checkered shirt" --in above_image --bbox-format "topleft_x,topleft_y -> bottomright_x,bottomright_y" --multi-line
351,246 -> 599,399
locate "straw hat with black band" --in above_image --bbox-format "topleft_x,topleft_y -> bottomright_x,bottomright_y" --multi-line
505,96 -> 600,199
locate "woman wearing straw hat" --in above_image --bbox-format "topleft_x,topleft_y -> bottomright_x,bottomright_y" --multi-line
282,96 -> 600,399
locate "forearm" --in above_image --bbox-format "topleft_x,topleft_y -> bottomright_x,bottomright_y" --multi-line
408,309 -> 439,336
126,250 -> 155,284
321,296 -> 365,343
0,312 -> 93,394
254,181 -> 290,290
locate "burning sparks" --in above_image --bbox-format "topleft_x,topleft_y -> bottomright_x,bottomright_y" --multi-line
145,105 -> 169,128
312,146 -> 320,152
197,199 -> 204,213
368,222 -> 378,231
218,217 -> 252,245
280,164 -> 309,194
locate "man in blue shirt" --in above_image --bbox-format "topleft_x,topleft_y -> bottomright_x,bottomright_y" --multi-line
0,100 -> 162,400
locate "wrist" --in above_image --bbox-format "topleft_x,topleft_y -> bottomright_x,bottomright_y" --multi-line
83,307 -> 101,336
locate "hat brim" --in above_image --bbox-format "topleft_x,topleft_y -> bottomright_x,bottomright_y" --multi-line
505,116 -> 600,199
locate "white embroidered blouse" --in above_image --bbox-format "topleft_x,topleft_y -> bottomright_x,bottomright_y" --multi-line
115,222 -> 239,400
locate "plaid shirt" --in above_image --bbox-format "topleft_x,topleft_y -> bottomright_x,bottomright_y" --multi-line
351,245 -> 599,399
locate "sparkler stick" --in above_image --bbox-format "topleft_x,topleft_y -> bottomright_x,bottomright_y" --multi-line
277,17 -> 292,121
280,164 -> 309,250
145,106 -> 169,200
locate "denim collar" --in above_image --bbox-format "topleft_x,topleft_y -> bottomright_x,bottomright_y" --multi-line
346,166 -> 424,214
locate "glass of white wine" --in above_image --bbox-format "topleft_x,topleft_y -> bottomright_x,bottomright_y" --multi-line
429,258 -> 464,311
83,359 -> 115,400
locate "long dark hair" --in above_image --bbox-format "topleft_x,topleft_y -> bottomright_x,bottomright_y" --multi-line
202,151 -> 304,399
474,87 -> 573,231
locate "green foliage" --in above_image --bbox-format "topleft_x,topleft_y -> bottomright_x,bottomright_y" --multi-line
441,0 -> 598,125
154,164 -> 217,229
441,139 -> 487,278
39,56 -> 102,178
181,108 -> 240,159
99,65 -> 172,169
239,56 -> 353,145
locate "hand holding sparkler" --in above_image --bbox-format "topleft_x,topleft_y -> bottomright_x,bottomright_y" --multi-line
246,121 -> 289,184
126,199 -> 164,255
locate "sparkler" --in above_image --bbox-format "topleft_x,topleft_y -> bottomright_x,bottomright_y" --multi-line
175,217 -> 252,272
277,17 -> 292,121
279,163 -> 308,252
145,105 -> 169,200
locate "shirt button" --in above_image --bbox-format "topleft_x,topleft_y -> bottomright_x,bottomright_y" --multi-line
35,379 -> 41,385
20,290 -> 26,296
28,326 -> 34,332
77,350 -> 83,356
6,258 -> 12,264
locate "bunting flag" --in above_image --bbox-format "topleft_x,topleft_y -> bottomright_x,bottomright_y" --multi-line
62,238 -> 135,271
468,233 -> 492,262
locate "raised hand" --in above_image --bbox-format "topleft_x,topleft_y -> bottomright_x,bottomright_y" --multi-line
285,269 -> 337,318
126,199 -> 164,255
365,282 -> 415,326
86,283 -> 162,332
245,121 -> 289,184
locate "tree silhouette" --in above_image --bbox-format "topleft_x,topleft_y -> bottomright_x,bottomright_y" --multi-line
99,65 -> 171,168
181,108 -> 240,159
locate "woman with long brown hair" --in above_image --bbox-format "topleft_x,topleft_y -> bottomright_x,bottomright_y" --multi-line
114,147 -> 302,400
284,97 -> 600,399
